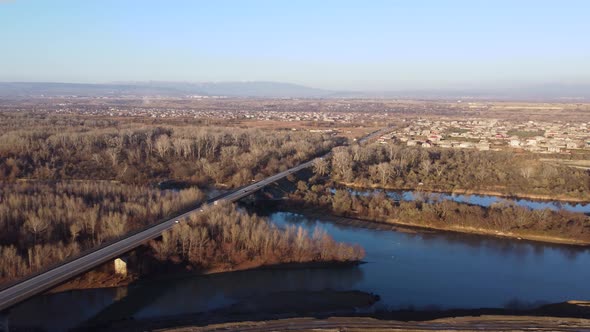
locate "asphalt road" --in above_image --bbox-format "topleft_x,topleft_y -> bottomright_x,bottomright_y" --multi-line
0,128 -> 386,312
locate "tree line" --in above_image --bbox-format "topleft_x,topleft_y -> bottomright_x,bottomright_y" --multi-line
322,143 -> 590,200
289,181 -> 590,243
0,113 -> 338,187
150,202 -> 364,271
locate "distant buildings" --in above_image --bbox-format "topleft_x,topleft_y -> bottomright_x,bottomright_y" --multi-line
387,118 -> 590,154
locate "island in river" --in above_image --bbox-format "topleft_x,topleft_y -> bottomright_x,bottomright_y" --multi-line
285,177 -> 590,246
11,209 -> 590,331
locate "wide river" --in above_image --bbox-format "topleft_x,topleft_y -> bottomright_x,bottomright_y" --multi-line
8,208 -> 590,331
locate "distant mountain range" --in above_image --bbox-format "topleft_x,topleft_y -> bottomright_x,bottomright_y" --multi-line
364,84 -> 590,101
0,81 -> 588,101
0,81 -> 334,98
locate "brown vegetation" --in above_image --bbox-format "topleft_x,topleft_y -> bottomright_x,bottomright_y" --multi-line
289,182 -> 590,244
0,181 -> 204,284
327,143 -> 590,200
0,113 -> 352,287
149,202 -> 364,272
0,113 -> 338,186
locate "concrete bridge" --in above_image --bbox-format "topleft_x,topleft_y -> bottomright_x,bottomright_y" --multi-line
0,129 -> 386,330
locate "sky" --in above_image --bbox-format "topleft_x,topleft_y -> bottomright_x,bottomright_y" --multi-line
1,0 -> 589,90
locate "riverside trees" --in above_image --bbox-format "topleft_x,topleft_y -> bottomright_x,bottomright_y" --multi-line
324,143 -> 590,200
0,113 -> 350,285
298,142 -> 590,242
150,202 -> 364,271
289,182 -> 590,244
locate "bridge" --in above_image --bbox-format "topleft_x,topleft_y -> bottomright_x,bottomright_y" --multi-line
0,129 -> 385,314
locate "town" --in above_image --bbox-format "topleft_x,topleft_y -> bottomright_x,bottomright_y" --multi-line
381,118 -> 590,154
3,98 -> 589,155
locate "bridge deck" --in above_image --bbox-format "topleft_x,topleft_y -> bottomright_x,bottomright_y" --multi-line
0,129 -> 385,312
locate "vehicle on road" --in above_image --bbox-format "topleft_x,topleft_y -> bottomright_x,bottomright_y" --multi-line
0,129 -> 381,312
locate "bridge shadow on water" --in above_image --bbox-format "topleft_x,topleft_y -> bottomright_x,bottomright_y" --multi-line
77,264 -> 365,331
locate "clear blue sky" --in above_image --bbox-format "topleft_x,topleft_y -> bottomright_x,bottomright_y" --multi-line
1,0 -> 589,90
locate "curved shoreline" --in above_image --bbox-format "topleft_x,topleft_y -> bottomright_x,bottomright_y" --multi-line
279,206 -> 590,247
146,315 -> 590,332
48,259 -> 363,293
88,300 -> 590,331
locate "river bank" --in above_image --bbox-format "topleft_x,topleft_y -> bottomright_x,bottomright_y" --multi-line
53,197 -> 590,295
156,315 -> 590,332
338,181 -> 590,204
48,259 -> 364,294
86,299 -> 590,331
277,204 -> 590,246
10,210 -> 590,331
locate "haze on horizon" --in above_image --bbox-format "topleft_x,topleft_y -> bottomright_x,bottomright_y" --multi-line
1,0 -> 589,91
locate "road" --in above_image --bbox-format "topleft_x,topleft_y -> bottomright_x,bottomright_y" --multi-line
0,128 -> 386,312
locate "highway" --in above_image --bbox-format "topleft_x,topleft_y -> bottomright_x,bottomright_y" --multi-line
0,128 -> 386,312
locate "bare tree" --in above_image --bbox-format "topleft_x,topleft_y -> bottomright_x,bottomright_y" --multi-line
377,162 -> 392,185
331,149 -> 354,182
154,135 -> 170,158
312,158 -> 329,176
23,213 -> 49,244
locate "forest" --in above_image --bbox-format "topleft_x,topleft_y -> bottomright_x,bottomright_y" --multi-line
150,202 -> 364,272
0,181 -> 204,283
0,113 -> 353,286
0,112 -> 338,186
322,143 -> 590,200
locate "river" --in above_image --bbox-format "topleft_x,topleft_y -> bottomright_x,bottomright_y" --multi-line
8,209 -> 590,331
347,189 -> 590,213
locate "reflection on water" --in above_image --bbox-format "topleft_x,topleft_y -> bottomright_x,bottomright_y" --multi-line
8,264 -> 364,331
271,211 -> 590,311
346,188 -> 590,213
8,211 -> 590,331
8,287 -> 122,331
133,265 -> 364,319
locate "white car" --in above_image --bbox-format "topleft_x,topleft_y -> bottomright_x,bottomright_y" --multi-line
175,220 -> 180,224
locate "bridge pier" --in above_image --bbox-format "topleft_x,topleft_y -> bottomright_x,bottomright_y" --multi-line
0,311 -> 9,332
0,130 -> 384,314
114,257 -> 128,277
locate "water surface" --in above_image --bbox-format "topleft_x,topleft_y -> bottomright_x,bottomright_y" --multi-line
347,188 -> 590,213
8,210 -> 590,331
